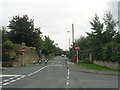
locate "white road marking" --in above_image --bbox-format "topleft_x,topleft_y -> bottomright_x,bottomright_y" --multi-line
66,81 -> 69,85
16,78 -> 21,80
9,77 -> 14,80
10,80 -> 16,82
27,57 -> 58,77
67,76 -> 69,79
0,75 -> 22,77
66,69 -> 70,87
2,82 -> 10,86
1,58 -> 58,86
27,65 -> 48,76
21,75 -> 26,78
0,75 -> 24,77
3,79 -> 9,82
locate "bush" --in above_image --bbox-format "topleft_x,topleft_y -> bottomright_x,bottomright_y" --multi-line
3,40 -> 14,50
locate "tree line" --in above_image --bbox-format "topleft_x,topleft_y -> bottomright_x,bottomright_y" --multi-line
2,15 -> 63,61
69,11 -> 120,63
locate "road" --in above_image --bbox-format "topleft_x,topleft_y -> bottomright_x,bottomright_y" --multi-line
1,56 -> 118,89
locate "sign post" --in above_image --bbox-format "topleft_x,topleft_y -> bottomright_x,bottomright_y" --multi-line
21,42 -> 26,66
75,46 -> 80,64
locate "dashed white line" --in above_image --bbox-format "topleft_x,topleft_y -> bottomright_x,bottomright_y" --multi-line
9,77 -> 14,80
66,81 -> 69,85
67,76 -> 69,79
2,82 -> 10,86
16,78 -> 21,80
21,75 -> 26,78
66,69 -> 70,87
10,80 -> 16,83
3,79 -> 9,82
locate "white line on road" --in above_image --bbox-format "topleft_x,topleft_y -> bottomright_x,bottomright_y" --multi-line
3,79 -> 9,82
66,69 -> 70,88
67,76 -> 69,79
21,75 -> 26,78
66,81 -> 69,85
2,82 -> 10,86
9,77 -> 14,80
27,58 -> 58,77
0,75 -> 24,77
16,78 -> 21,80
10,80 -> 16,83
27,65 -> 48,76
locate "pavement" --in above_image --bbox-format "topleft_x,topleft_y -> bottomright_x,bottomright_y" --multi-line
66,59 -> 119,76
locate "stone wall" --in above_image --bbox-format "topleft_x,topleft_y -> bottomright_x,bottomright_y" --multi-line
94,61 -> 119,69
2,44 -> 39,67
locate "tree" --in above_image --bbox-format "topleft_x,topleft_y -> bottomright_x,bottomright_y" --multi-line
7,15 -> 39,46
103,11 -> 117,43
42,36 -> 55,55
87,14 -> 104,60
1,26 -> 8,43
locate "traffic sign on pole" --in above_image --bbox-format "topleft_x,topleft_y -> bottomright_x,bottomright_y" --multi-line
75,46 -> 80,51
21,48 -> 26,52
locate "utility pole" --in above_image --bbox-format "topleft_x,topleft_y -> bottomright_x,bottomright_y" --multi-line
118,1 -> 120,33
72,24 -> 74,45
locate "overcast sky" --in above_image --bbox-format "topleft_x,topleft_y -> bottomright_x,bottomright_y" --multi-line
0,0 -> 119,50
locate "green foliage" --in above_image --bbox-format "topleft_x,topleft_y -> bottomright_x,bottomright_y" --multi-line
7,15 -> 38,46
42,36 -> 63,56
68,11 -> 119,63
103,11 -> 117,43
87,14 -> 104,60
1,26 -> 8,43
102,42 -> 120,62
3,40 -> 14,50
80,63 -> 119,72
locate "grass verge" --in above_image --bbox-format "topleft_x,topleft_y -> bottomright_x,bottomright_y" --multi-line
79,63 -> 120,72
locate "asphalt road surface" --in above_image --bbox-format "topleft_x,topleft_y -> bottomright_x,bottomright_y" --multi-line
1,56 -> 118,89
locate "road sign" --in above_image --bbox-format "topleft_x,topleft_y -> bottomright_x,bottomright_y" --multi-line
21,48 -> 26,52
75,46 -> 80,51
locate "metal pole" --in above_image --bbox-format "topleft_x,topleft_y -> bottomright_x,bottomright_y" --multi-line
22,42 -> 25,66
72,24 -> 74,45
77,50 -> 78,64
22,52 -> 25,66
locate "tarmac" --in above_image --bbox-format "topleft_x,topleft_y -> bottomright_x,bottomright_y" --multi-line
66,59 -> 119,76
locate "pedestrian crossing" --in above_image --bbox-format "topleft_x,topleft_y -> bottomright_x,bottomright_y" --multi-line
0,75 -> 26,87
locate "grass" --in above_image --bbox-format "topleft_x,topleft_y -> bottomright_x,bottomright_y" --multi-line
79,63 -> 120,72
